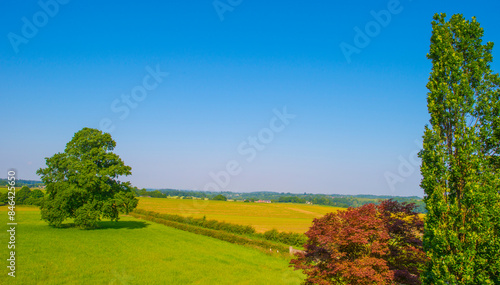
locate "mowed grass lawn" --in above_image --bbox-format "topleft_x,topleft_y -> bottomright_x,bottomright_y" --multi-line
137,198 -> 342,233
0,207 -> 304,285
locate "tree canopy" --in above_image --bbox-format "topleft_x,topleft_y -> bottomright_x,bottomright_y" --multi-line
37,127 -> 138,229
419,13 -> 500,284
16,186 -> 32,204
212,194 -> 227,201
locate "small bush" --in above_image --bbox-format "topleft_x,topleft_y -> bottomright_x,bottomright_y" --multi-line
261,229 -> 307,248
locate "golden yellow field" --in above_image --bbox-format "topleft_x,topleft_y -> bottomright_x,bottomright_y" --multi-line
137,197 -> 342,233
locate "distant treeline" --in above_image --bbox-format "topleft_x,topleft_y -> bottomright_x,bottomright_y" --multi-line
134,188 -> 210,199
0,179 -> 425,213
0,179 -> 424,212
134,188 -> 426,213
0,186 -> 44,206
0,178 -> 44,188
277,195 -> 425,213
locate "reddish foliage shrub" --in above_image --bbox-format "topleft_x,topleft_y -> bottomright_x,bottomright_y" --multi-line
291,200 -> 427,285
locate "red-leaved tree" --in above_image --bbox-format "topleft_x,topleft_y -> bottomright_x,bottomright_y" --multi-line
378,200 -> 426,284
291,200 -> 426,285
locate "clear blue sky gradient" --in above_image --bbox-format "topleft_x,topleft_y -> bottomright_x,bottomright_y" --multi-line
1,0 -> 499,197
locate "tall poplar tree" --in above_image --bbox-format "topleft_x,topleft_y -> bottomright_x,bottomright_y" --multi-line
419,13 -> 500,284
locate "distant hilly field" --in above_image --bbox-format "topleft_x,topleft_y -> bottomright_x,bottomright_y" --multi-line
136,198 -> 342,233
0,207 -> 304,284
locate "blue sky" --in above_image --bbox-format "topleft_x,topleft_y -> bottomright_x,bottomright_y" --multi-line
1,0 -> 499,197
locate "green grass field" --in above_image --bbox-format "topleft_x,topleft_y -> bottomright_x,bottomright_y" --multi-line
0,207 -> 304,284
137,198 -> 342,233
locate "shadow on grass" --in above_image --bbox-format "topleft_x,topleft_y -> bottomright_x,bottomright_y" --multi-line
52,220 -> 149,230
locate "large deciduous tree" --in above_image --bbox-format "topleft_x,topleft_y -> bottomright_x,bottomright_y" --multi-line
419,13 -> 500,284
37,128 -> 138,229
291,200 -> 426,285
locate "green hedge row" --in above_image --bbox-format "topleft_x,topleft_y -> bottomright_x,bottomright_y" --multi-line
133,209 -> 256,235
130,212 -> 288,253
132,209 -> 307,247
259,229 -> 308,248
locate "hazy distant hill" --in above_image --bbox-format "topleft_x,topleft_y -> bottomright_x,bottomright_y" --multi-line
137,188 -> 426,213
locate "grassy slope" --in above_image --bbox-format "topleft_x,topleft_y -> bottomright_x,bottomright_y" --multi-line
137,198 -> 342,233
0,207 -> 304,285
